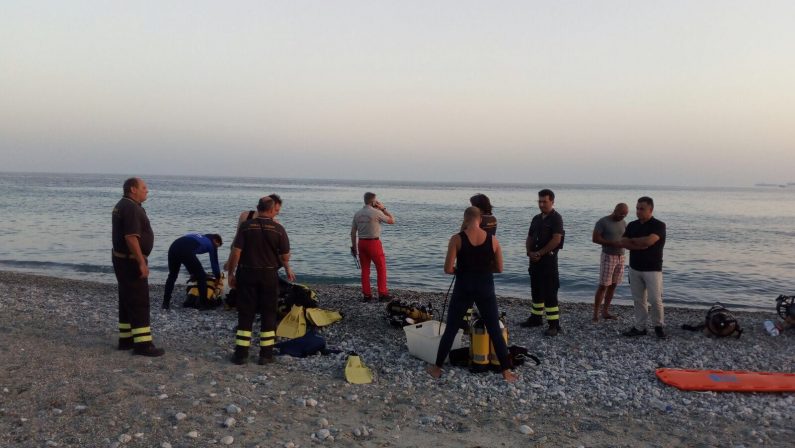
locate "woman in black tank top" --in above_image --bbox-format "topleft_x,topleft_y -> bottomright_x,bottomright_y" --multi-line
428,207 -> 518,383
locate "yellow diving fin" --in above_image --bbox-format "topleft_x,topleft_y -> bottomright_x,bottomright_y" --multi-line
344,353 -> 373,384
276,305 -> 307,339
305,308 -> 342,327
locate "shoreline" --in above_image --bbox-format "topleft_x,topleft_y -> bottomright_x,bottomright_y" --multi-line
0,265 -> 774,313
1,270 -> 793,447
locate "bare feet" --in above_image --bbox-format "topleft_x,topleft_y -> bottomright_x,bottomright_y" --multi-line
427,365 -> 442,379
592,316 -> 599,323
502,370 -> 519,383
602,313 -> 618,320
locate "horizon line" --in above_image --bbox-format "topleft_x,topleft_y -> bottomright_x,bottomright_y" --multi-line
0,169 -> 786,191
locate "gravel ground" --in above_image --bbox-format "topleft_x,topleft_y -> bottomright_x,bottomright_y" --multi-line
0,270 -> 793,448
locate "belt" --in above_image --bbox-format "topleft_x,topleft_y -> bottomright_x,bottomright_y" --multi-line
112,250 -> 143,260
359,237 -> 379,240
238,265 -> 280,271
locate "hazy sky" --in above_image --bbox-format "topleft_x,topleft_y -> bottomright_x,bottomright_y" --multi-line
1,1 -> 793,186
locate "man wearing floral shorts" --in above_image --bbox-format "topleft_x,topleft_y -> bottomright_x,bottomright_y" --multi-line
592,203 -> 628,322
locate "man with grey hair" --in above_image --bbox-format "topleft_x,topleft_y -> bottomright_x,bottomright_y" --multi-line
112,177 -> 164,356
621,197 -> 667,339
351,192 -> 395,302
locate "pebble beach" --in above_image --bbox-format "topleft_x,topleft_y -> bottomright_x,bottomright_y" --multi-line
0,270 -> 793,448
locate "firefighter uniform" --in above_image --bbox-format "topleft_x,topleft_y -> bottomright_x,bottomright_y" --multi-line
230,216 -> 290,364
112,195 -> 161,355
525,208 -> 564,330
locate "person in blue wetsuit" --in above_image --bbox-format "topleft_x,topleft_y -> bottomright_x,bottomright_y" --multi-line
162,233 -> 223,309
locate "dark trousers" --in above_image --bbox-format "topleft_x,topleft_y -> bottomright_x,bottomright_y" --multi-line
435,273 -> 511,370
113,256 -> 152,346
235,269 -> 279,354
529,262 -> 560,325
164,240 -> 207,307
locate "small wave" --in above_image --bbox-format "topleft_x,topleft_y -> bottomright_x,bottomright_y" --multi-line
0,259 -> 114,274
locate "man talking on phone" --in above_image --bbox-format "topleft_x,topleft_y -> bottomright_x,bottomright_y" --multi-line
351,192 -> 395,302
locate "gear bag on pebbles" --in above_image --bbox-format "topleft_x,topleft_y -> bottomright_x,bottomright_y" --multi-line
184,274 -> 224,309
277,282 -> 319,318
681,303 -> 743,338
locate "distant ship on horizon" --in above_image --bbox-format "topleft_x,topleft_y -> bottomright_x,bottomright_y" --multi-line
754,182 -> 794,188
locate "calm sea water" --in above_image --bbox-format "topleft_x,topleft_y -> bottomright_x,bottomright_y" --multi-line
0,172 -> 793,311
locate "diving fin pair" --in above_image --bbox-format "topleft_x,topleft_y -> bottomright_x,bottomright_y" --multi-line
344,353 -> 373,384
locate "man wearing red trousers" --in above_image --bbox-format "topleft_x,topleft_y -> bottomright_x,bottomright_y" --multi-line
351,192 -> 395,302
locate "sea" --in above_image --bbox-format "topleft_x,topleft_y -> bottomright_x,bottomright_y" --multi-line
1,172 -> 793,311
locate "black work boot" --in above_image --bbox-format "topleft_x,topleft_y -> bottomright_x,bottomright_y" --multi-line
133,343 -> 165,357
118,338 -> 134,351
544,321 -> 563,337
520,315 -> 543,328
622,327 -> 648,337
258,347 -> 274,365
231,346 -> 249,365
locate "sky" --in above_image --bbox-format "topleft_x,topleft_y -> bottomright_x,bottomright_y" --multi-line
1,1 -> 793,187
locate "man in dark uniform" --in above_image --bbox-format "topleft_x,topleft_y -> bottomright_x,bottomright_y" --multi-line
227,196 -> 295,365
521,189 -> 565,336
112,177 -> 164,356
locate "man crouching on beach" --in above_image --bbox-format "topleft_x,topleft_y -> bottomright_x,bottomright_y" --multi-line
227,196 -> 295,365
112,177 -> 164,356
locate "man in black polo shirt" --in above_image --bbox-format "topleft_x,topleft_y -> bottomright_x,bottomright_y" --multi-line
521,189 -> 565,336
227,196 -> 295,365
111,177 -> 164,357
621,196 -> 667,339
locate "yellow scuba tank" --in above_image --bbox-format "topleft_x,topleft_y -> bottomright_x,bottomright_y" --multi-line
488,313 -> 509,367
469,314 -> 490,373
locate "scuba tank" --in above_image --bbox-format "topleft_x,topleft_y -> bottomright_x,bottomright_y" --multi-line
407,304 -> 433,323
469,312 -> 490,373
488,312 -> 509,367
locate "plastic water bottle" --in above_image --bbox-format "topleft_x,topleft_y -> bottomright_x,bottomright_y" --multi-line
764,320 -> 780,336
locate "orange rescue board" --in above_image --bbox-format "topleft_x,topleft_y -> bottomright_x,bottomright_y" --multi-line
656,368 -> 795,392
